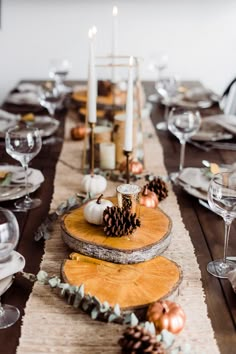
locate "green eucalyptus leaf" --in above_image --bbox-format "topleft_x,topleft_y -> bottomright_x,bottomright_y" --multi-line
108,313 -> 119,323
91,307 -> 99,320
130,313 -> 139,326
143,321 -> 156,335
100,301 -> 110,313
159,329 -> 175,348
37,270 -> 49,284
113,303 -> 121,317
78,284 -> 85,297
48,276 -> 61,288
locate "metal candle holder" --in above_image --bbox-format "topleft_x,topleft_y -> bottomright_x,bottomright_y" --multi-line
90,122 -> 96,176
123,150 -> 132,184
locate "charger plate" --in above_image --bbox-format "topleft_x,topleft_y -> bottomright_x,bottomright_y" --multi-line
61,199 -> 172,264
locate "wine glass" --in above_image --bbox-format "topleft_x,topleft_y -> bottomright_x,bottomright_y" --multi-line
38,82 -> 63,116
5,125 -> 42,210
207,172 -> 236,278
168,107 -> 201,182
48,58 -> 71,93
0,207 -> 20,328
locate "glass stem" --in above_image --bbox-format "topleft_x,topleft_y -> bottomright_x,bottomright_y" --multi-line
179,140 -> 186,172
223,219 -> 232,263
23,164 -> 31,204
0,298 -> 4,316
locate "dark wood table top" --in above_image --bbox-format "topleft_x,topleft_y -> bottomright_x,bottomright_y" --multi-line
0,80 -> 235,353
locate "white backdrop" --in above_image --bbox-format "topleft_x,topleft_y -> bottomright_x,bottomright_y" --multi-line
0,0 -> 236,102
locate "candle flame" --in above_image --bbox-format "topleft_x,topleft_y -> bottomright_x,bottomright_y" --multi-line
129,56 -> 134,66
112,6 -> 118,16
88,26 -> 97,39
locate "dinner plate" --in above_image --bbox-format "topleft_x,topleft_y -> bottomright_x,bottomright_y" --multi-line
0,115 -> 59,138
0,251 -> 25,281
0,165 -> 44,202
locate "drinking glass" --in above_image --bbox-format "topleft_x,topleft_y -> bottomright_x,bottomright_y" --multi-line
48,58 -> 71,93
0,207 -> 20,328
38,83 -> 63,116
5,126 -> 42,210
207,172 -> 236,278
168,107 -> 201,182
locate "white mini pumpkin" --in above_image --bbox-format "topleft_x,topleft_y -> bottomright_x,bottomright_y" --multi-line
81,174 -> 107,196
83,194 -> 113,225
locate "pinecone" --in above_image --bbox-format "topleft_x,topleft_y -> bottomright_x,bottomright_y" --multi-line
147,177 -> 168,201
103,206 -> 141,237
118,325 -> 166,354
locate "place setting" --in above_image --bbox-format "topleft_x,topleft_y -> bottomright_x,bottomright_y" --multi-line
0,125 -> 44,209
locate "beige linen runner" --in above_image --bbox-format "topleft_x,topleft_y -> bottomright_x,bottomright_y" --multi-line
17,114 -> 220,353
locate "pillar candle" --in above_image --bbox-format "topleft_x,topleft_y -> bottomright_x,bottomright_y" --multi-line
124,56 -> 134,152
87,26 -> 97,124
99,142 -> 116,170
112,6 -> 118,83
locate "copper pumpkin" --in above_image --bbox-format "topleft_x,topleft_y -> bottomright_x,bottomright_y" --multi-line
71,124 -> 87,140
140,185 -> 158,209
119,159 -> 144,175
147,300 -> 186,334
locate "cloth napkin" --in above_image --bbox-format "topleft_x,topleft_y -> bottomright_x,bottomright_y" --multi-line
5,91 -> 39,106
16,83 -> 39,93
0,109 -> 20,120
178,167 -> 210,192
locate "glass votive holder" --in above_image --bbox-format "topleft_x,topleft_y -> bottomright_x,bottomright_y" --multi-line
117,184 -> 141,216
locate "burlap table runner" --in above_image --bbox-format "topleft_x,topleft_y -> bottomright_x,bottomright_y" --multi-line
17,114 -> 220,353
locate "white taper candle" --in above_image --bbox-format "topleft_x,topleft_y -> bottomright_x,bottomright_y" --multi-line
124,56 -> 134,152
87,26 -> 97,123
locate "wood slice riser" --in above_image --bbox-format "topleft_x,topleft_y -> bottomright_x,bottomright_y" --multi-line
62,230 -> 171,264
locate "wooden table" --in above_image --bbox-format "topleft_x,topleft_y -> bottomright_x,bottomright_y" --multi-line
0,81 -> 235,354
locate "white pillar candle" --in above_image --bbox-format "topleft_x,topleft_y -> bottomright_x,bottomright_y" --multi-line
124,56 -> 134,152
112,6 -> 118,83
87,26 -> 97,124
100,142 -> 116,170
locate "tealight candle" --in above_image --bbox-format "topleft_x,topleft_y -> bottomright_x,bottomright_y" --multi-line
112,5 -> 118,83
124,56 -> 134,152
87,26 -> 97,124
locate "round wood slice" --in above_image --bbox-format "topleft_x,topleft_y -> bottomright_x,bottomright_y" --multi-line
61,200 -> 172,264
62,254 -> 182,309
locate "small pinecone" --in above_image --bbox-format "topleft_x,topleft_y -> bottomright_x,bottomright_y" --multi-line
103,206 -> 141,237
118,325 -> 166,354
148,177 -> 168,201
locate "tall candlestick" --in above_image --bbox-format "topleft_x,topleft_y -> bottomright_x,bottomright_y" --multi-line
112,5 -> 118,83
87,26 -> 97,124
124,56 -> 134,152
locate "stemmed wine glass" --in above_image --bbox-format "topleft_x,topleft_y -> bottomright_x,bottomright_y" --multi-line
0,207 -> 20,328
38,82 -> 63,116
5,125 -> 42,210
207,172 -> 236,278
48,58 -> 71,93
167,107 -> 201,182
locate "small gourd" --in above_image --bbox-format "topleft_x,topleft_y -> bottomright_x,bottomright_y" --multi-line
84,194 -> 113,225
147,300 -> 186,334
119,159 -> 143,175
81,174 -> 107,196
140,185 -> 158,209
70,124 -> 87,140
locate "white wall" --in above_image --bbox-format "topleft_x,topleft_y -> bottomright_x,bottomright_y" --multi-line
1,0 -> 236,102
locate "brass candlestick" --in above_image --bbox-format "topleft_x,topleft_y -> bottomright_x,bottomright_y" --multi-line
90,122 -> 96,176
123,150 -> 132,184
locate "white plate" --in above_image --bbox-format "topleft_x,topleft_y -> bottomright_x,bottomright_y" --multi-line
0,165 -> 44,202
192,114 -> 236,141
0,115 -> 59,138
0,250 -> 25,281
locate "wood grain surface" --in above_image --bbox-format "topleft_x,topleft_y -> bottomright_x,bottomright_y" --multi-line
62,253 -> 182,309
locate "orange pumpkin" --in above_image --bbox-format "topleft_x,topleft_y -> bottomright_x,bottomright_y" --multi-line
119,158 -> 143,175
71,124 -> 87,140
147,300 -> 186,334
140,185 -> 158,209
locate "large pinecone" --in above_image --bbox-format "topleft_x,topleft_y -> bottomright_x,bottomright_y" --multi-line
118,325 -> 166,354
103,206 -> 141,237
147,177 -> 168,201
